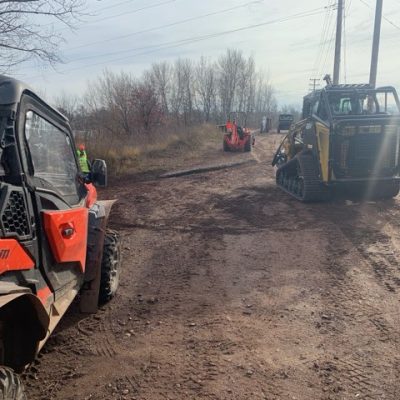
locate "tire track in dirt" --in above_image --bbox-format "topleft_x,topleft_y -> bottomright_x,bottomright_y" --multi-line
24,134 -> 400,399
304,202 -> 400,399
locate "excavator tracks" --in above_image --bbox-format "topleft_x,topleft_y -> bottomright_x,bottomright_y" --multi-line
276,153 -> 331,202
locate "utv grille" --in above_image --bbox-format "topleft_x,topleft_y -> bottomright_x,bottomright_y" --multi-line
1,191 -> 30,237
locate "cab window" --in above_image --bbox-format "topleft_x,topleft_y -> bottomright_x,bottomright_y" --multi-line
24,111 -> 79,204
375,91 -> 400,114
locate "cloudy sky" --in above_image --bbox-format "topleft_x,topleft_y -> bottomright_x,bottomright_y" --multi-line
14,0 -> 400,107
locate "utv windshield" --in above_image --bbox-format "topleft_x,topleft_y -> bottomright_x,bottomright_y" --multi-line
327,89 -> 400,117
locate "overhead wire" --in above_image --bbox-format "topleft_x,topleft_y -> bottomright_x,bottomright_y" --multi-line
344,0 -> 353,82
343,0 -> 348,83
312,0 -> 334,76
65,1 -> 263,52
26,6 -> 328,79
312,0 -> 337,88
87,0 -> 177,24
93,0 -> 141,13
53,0 -> 177,32
319,14 -> 337,79
358,0 -> 400,30
318,1 -> 337,79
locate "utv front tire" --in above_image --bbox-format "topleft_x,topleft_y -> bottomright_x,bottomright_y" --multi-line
0,368 -> 26,400
99,230 -> 121,304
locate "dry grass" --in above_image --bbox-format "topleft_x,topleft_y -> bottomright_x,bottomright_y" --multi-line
85,124 -> 222,176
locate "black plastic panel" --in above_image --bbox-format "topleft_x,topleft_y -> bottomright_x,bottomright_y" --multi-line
0,185 -> 31,240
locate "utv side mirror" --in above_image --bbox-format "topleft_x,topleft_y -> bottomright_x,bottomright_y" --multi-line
91,159 -> 107,187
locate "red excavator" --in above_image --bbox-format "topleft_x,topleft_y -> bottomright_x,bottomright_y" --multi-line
223,112 -> 254,152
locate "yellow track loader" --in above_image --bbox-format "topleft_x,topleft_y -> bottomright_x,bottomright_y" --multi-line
272,82 -> 400,201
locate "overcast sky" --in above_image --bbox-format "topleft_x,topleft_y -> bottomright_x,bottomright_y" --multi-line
14,0 -> 400,108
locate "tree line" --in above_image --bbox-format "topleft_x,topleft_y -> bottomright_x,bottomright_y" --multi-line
55,49 -> 280,142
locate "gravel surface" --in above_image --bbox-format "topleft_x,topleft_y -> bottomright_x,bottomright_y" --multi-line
25,134 -> 400,400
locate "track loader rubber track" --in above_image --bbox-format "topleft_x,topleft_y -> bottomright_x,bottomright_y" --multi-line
0,368 -> 26,400
276,153 -> 331,202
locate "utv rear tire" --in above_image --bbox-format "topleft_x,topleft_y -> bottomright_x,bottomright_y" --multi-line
0,368 -> 26,400
99,229 -> 121,304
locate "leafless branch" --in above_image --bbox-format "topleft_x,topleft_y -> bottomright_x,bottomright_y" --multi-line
0,0 -> 85,70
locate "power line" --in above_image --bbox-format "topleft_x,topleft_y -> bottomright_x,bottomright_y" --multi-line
359,0 -> 400,30
65,1 -> 262,52
61,7 -> 328,66
343,0 -> 348,83
312,1 -> 332,73
314,1 -> 337,80
54,0 -> 177,31
312,1 -> 336,79
309,78 -> 321,92
88,0 -> 177,24
26,7 -> 327,79
320,18 -> 337,79
94,0 -> 141,13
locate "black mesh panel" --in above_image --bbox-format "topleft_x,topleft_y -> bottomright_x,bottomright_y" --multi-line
1,190 -> 30,237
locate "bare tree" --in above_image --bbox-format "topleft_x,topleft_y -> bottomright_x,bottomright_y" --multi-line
53,91 -> 80,123
83,69 -> 163,143
147,62 -> 171,115
84,70 -> 136,138
132,80 -> 162,134
254,73 -> 278,125
64,50 -> 279,149
0,0 -> 84,69
217,49 -> 245,119
235,55 -> 256,124
170,59 -> 195,126
195,56 -> 216,123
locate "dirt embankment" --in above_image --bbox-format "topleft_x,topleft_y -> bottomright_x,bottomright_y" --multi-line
25,133 -> 400,400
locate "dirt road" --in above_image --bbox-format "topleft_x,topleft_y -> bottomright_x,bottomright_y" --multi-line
25,134 -> 400,399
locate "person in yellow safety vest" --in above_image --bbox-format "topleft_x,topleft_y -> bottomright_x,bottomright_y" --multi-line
77,144 -> 91,174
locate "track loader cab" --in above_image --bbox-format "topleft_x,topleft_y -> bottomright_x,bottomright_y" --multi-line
0,76 -> 121,396
272,83 -> 400,201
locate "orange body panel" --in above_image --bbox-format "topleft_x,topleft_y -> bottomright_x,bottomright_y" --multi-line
43,208 -> 89,272
224,123 -> 252,151
37,286 -> 53,307
85,183 -> 97,209
0,239 -> 34,275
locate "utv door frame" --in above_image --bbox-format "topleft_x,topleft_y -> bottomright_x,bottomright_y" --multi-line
16,93 -> 83,207
16,93 -> 88,296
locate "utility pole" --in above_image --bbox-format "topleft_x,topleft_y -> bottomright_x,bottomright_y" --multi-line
369,0 -> 383,88
309,78 -> 320,92
333,0 -> 344,85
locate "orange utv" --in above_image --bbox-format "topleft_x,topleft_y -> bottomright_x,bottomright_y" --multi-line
0,76 -> 122,398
